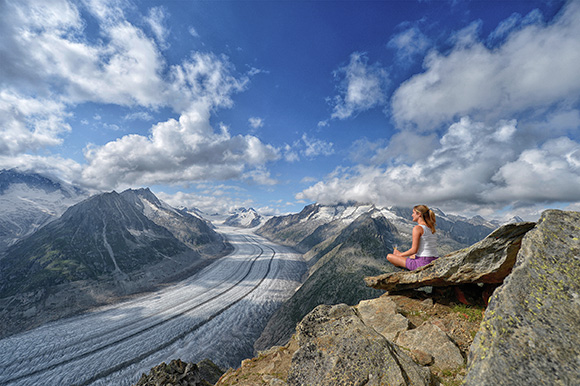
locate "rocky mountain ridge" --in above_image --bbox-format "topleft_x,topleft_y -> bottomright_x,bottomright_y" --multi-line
120,188 -> 227,256
258,203 -> 503,254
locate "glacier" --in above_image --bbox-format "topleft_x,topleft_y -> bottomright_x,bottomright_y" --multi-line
0,226 -> 305,386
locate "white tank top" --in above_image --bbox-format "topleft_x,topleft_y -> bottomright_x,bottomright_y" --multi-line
417,224 -> 438,257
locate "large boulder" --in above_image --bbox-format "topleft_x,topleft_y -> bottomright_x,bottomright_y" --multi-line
215,292 -> 485,386
357,296 -> 466,371
287,303 -> 434,386
396,322 -> 464,371
364,222 -> 536,291
464,210 -> 580,385
356,296 -> 410,341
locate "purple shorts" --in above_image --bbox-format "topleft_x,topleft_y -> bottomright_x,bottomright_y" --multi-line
406,256 -> 438,271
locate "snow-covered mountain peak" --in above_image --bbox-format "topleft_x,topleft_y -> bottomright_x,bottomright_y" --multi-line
502,215 -> 525,225
224,207 -> 265,228
120,188 -> 182,219
0,169 -> 88,250
307,204 -> 375,225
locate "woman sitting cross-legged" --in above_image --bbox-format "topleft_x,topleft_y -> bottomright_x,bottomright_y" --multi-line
387,204 -> 438,271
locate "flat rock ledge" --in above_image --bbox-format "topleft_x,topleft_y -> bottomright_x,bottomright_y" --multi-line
364,221 -> 536,292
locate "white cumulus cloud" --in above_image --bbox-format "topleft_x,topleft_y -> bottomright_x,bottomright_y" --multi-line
0,0 -> 280,191
298,117 -> 580,215
0,91 -> 71,155
485,137 -> 580,203
82,109 -> 280,190
391,1 -> 580,131
299,2 -> 580,217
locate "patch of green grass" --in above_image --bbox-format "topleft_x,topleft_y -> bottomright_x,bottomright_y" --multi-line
451,304 -> 484,323
436,365 -> 467,386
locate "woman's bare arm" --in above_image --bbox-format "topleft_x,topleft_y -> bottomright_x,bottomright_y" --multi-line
398,225 -> 423,257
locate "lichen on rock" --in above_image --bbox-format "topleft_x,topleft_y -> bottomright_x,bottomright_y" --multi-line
465,210 -> 580,386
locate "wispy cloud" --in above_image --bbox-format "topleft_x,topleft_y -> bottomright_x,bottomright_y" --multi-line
123,112 -> 154,121
145,6 -> 170,49
188,26 -> 200,37
282,134 -> 334,162
387,26 -> 431,65
329,52 -> 390,120
248,117 -> 264,129
487,9 -> 544,46
301,134 -> 334,158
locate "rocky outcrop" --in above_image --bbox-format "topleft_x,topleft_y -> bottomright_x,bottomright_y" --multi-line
356,296 -> 466,372
364,221 -> 536,291
287,303 -> 434,386
465,210 -> 580,385
216,291 -> 482,386
133,358 -> 224,386
396,322 -> 464,370
356,296 -> 410,341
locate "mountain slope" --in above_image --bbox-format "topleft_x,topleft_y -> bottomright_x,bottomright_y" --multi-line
0,169 -> 88,251
257,203 -> 377,252
0,189 -> 230,338
255,210 -> 401,350
0,191 -> 190,297
120,188 -> 228,255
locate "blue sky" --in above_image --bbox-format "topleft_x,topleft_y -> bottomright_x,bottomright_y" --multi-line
1,0 -> 579,221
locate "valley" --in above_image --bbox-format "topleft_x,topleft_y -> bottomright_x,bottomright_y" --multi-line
0,226 -> 305,386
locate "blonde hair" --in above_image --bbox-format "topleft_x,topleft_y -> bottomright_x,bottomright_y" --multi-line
414,204 -> 436,234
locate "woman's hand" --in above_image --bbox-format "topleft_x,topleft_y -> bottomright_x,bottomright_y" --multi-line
393,247 -> 402,256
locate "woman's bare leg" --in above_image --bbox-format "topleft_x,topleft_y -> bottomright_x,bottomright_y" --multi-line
387,253 -> 407,268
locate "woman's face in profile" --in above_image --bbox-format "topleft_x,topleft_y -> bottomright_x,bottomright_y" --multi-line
412,209 -> 421,222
